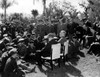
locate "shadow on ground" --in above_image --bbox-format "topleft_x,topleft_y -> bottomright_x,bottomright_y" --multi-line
24,54 -> 84,77
37,63 -> 84,77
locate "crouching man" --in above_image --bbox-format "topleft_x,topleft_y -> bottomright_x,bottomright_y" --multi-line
3,48 -> 25,77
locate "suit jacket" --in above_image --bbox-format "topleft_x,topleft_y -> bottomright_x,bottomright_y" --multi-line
41,39 -> 58,57
58,37 -> 67,45
68,39 -> 80,54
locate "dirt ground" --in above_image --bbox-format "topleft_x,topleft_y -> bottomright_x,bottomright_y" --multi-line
25,48 -> 100,77
0,48 -> 100,77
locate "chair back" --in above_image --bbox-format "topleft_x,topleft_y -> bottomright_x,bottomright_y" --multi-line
64,40 -> 69,55
51,43 -> 61,60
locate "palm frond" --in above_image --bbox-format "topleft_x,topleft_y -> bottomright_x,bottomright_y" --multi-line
0,0 -> 16,9
6,2 -> 12,8
0,0 -> 6,9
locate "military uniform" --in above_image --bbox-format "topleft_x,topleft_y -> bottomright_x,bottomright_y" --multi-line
3,57 -> 18,77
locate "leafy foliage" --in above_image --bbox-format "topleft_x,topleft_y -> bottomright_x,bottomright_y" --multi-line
79,0 -> 100,21
63,1 -> 79,19
88,0 -> 100,17
8,13 -> 30,28
45,1 -> 79,20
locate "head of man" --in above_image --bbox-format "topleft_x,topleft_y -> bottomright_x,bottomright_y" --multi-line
6,44 -> 14,51
59,30 -> 66,38
9,48 -> 18,59
43,35 -> 48,45
18,38 -> 24,45
72,36 -> 77,42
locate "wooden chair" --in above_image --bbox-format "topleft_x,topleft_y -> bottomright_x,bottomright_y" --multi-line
61,40 -> 69,64
41,43 -> 61,70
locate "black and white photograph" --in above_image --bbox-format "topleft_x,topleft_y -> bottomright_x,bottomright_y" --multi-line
0,0 -> 100,77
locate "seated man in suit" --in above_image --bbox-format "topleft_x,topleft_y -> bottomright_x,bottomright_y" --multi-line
58,30 -> 67,45
68,36 -> 84,59
41,33 -> 58,57
58,30 -> 67,52
36,33 -> 58,65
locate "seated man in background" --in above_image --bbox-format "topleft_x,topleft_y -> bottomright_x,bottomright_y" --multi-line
17,38 -> 27,59
25,40 -> 36,60
87,33 -> 100,56
68,36 -> 84,59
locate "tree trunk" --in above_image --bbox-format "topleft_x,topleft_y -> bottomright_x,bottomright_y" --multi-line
43,0 -> 46,16
4,7 -> 6,23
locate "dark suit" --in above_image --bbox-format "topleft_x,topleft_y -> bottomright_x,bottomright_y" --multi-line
88,42 -> 100,56
36,39 -> 58,65
68,39 -> 80,58
41,39 -> 58,57
58,37 -> 67,52
58,37 -> 67,45
3,57 -> 18,77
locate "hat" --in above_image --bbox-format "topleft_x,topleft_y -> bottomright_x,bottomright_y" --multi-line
47,33 -> 55,38
44,35 -> 48,39
73,36 -> 77,39
9,48 -> 17,56
3,34 -> 8,37
18,38 -> 24,42
32,32 -> 35,35
6,42 -> 14,46
53,37 -> 58,39
13,44 -> 17,47
16,35 -> 21,38
60,30 -> 66,34
7,46 -> 14,51
29,40 -> 34,43
4,36 -> 10,40
42,35 -> 48,41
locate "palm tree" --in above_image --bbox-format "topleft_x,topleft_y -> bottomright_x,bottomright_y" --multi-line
31,9 -> 39,20
33,0 -> 47,15
42,0 -> 46,15
0,0 -> 15,23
